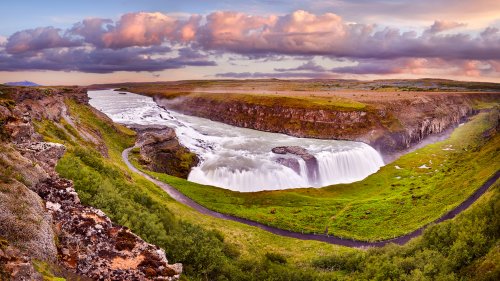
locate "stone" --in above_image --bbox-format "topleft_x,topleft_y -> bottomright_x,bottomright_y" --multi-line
133,126 -> 199,179
272,146 -> 319,184
35,177 -> 181,280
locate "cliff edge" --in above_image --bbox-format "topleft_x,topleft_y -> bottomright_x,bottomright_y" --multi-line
0,86 -> 181,280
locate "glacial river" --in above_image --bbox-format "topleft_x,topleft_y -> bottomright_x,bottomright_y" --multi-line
88,89 -> 384,192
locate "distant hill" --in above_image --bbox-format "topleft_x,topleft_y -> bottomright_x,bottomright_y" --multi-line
4,81 -> 40,86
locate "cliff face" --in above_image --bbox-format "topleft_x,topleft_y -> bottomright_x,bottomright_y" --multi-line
154,93 -> 497,155
0,86 -> 181,280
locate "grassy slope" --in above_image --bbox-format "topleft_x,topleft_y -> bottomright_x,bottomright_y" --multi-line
36,97 -> 350,280
131,108 -> 500,241
31,92 -> 500,280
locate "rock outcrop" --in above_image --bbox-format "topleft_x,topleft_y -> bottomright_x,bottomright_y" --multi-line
133,125 -> 198,179
35,177 -> 182,280
0,86 -> 182,280
272,146 -> 319,183
0,241 -> 43,281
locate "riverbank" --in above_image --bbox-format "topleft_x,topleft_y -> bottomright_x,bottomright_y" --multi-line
126,109 -> 500,241
124,146 -> 499,247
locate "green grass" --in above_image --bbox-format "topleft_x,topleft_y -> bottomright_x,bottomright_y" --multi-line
26,88 -> 500,280
130,109 -> 500,241
185,92 -> 367,111
41,97 -> 350,280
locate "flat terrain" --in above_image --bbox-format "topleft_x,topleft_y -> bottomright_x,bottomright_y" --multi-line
94,78 -> 500,109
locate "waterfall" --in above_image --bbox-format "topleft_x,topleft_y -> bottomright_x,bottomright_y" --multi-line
88,89 -> 385,192
316,146 -> 384,186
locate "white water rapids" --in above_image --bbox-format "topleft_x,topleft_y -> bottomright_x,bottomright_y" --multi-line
88,90 -> 384,192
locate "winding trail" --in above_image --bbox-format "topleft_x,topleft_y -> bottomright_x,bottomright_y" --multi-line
122,147 -> 499,248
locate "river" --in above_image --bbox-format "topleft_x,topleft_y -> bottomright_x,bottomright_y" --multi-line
88,89 -> 384,192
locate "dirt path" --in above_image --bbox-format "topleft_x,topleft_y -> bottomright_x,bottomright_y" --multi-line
122,147 -> 499,248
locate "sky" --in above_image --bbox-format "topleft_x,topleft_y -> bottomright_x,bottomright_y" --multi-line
0,0 -> 499,85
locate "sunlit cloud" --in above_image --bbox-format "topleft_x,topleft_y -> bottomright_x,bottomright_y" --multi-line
0,8 -> 499,81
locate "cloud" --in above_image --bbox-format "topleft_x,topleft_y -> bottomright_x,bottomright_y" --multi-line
215,71 -> 335,79
427,20 -> 466,33
5,27 -> 80,54
70,13 -> 202,49
1,9 -> 499,77
330,58 -> 429,75
0,45 -> 215,73
101,12 -> 181,48
274,61 -> 327,72
218,58 -> 500,79
197,10 -> 500,60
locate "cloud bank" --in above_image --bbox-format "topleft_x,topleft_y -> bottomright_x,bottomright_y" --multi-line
1,10 -> 499,78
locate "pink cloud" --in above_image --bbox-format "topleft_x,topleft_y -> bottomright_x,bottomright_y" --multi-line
6,27 -> 79,54
428,20 -> 466,33
1,10 -> 499,78
101,12 -> 178,48
198,11 -> 276,50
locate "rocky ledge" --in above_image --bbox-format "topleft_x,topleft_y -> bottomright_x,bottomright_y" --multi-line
0,86 -> 182,280
154,92 -> 499,156
35,177 -> 182,281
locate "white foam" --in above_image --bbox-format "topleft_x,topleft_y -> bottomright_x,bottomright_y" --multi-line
88,89 -> 385,192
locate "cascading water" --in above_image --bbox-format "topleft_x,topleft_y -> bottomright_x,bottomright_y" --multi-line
88,89 -> 385,192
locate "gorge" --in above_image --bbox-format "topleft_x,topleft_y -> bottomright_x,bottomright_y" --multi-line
88,89 -> 385,192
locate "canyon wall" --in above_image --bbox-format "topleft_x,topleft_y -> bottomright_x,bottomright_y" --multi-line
154,93 -> 499,156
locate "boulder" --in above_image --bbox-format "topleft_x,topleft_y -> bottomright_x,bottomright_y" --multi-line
272,146 -> 319,184
134,126 -> 199,179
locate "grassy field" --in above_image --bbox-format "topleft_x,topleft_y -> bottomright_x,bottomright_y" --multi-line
37,97 -> 352,280
130,108 -> 500,241
160,92 -> 367,111
28,89 -> 500,280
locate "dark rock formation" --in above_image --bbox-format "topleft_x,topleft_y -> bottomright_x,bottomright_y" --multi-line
133,125 -> 198,179
275,157 -> 301,174
272,146 -> 319,183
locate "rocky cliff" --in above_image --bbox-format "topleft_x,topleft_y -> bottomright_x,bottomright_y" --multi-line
133,125 -> 198,179
154,93 -> 499,156
0,86 -> 181,280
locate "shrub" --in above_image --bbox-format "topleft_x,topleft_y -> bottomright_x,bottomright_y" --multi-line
265,252 -> 287,264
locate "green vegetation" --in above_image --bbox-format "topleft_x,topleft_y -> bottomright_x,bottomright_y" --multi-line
30,91 -> 499,280
184,92 -> 367,111
131,109 -> 500,241
46,98 -> 346,280
32,260 -> 66,281
311,181 -> 500,280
